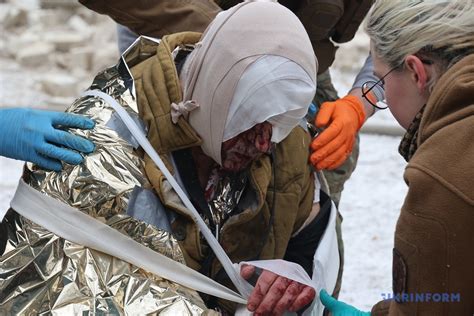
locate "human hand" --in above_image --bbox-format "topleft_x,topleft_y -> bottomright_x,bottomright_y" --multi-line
0,108 -> 95,171
309,95 -> 365,170
240,264 -> 315,315
319,289 -> 370,316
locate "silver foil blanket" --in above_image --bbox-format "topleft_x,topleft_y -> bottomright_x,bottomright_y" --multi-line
207,170 -> 248,239
0,53 -> 210,315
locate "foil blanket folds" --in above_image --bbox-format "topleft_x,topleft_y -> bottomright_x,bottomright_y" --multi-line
0,39 -> 212,315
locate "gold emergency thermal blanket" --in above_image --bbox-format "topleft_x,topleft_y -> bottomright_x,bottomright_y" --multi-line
0,45 -> 210,315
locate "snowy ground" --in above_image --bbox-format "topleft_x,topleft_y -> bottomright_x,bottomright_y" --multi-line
336,134 -> 406,310
0,0 -> 409,312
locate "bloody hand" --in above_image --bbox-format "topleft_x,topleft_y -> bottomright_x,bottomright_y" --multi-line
240,264 -> 315,315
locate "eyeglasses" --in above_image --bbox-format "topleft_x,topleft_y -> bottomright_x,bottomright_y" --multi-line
362,57 -> 434,110
361,66 -> 398,110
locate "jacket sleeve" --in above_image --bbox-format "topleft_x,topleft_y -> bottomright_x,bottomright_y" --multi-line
79,0 -> 221,38
371,161 -> 474,315
371,299 -> 391,315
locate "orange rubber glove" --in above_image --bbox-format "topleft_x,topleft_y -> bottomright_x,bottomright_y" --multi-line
310,95 -> 366,170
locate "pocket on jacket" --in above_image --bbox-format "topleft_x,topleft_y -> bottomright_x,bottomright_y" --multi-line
392,236 -> 417,296
392,208 -> 448,312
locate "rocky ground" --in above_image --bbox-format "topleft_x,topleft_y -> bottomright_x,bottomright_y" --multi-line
0,0 -> 407,312
0,0 -> 118,111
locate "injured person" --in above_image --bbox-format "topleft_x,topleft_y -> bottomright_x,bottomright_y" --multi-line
0,2 -> 340,315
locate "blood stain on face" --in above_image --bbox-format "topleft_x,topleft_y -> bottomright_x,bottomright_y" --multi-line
221,122 -> 272,172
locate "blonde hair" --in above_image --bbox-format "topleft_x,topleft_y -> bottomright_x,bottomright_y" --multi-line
365,0 -> 474,90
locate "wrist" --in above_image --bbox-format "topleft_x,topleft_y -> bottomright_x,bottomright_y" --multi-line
348,88 -> 375,120
342,95 -> 366,129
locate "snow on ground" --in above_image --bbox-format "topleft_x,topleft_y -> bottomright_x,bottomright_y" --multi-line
0,1 -> 409,311
337,134 -> 407,310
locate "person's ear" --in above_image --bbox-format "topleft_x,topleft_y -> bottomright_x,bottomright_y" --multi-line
404,55 -> 429,92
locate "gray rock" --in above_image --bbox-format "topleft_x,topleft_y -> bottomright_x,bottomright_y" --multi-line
16,42 -> 54,67
0,5 -> 28,29
91,43 -> 118,73
55,47 -> 94,71
40,73 -> 79,97
67,15 -> 91,33
39,0 -> 80,9
44,31 -> 89,52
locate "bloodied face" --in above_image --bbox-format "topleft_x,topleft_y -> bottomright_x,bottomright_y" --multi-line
221,122 -> 273,172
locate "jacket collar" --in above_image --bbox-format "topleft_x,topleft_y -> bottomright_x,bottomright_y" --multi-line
418,54 -> 474,146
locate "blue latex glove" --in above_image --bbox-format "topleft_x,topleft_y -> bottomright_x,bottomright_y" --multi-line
320,289 -> 371,316
0,108 -> 95,171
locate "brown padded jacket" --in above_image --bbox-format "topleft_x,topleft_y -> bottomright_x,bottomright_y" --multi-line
78,0 -> 372,74
372,55 -> 474,315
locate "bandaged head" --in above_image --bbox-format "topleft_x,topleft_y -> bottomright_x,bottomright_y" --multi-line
181,0 -> 317,165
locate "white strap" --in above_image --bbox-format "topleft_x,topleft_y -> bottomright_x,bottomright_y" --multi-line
80,90 -> 253,298
10,179 -> 246,305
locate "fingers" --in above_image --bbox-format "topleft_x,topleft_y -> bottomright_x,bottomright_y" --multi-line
310,118 -> 357,170
319,289 -> 338,310
254,276 -> 291,315
326,152 -> 349,170
289,285 -> 316,312
310,130 -> 347,166
51,112 -> 95,130
326,136 -> 354,170
310,121 -> 343,152
315,102 -> 336,128
273,281 -> 304,315
323,136 -> 355,170
315,141 -> 349,170
46,130 -> 95,154
240,264 -> 256,280
310,121 -> 347,170
31,153 -> 62,172
247,270 -> 278,312
36,143 -> 84,166
248,273 -> 316,315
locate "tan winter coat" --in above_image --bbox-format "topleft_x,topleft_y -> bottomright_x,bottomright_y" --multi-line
372,55 -> 474,315
78,0 -> 372,74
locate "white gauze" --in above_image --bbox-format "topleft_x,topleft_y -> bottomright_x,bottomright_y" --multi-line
223,55 -> 315,143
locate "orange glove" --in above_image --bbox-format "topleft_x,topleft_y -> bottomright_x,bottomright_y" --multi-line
310,95 -> 365,170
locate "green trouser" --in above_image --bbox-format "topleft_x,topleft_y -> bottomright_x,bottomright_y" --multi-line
313,70 -> 360,299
